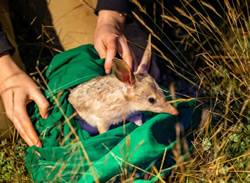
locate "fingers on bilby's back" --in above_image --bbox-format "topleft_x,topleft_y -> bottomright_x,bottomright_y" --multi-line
105,39 -> 118,74
104,36 -> 134,74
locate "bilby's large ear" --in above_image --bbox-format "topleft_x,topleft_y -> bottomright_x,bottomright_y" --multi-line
136,34 -> 152,74
112,58 -> 135,86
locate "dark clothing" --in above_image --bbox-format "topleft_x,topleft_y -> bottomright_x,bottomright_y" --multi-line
0,24 -> 14,55
0,0 -> 127,56
95,0 -> 128,14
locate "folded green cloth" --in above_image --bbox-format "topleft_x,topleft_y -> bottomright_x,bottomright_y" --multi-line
26,44 -> 201,182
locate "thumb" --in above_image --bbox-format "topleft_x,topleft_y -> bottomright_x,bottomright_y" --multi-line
32,89 -> 49,119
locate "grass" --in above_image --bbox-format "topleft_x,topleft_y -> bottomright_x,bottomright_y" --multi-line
0,137 -> 32,182
0,0 -> 249,182
135,0 -> 249,182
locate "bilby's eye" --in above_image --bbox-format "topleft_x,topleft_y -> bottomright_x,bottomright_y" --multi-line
148,97 -> 156,104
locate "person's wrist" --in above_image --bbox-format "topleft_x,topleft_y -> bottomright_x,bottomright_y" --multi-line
98,10 -> 126,26
0,53 -> 20,71
0,53 -> 23,86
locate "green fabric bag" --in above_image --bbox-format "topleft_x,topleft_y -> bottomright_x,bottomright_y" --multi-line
26,44 -> 201,182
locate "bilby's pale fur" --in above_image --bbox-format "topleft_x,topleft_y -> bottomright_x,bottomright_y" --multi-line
68,35 -> 178,133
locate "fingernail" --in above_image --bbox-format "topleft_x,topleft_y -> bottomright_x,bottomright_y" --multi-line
44,113 -> 49,119
105,69 -> 111,74
36,141 -> 43,147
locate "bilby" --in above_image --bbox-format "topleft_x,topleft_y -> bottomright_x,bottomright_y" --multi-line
68,35 -> 178,134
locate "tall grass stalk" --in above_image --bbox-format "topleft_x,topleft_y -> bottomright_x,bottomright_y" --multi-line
130,0 -> 249,182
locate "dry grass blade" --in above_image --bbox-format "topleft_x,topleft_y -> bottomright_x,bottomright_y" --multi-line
201,1 -> 223,18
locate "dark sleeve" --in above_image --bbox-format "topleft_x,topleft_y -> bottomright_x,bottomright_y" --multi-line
0,23 -> 14,55
95,0 -> 128,14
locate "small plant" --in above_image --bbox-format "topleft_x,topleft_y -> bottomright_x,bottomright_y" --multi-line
0,137 -> 32,182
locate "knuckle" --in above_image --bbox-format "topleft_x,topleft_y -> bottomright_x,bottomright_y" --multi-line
5,109 -> 13,120
120,36 -> 127,42
108,45 -> 116,50
13,107 -> 24,118
41,101 -> 49,109
107,37 -> 117,44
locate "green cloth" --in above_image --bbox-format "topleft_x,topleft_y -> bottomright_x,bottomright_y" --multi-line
26,44 -> 201,182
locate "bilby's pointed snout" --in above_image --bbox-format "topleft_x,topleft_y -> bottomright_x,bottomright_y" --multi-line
171,108 -> 179,115
164,104 -> 179,116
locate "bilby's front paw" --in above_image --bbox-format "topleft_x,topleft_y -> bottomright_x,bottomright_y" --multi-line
134,119 -> 143,126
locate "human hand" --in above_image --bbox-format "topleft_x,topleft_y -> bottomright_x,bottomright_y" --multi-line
94,10 -> 136,74
0,53 -> 49,147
